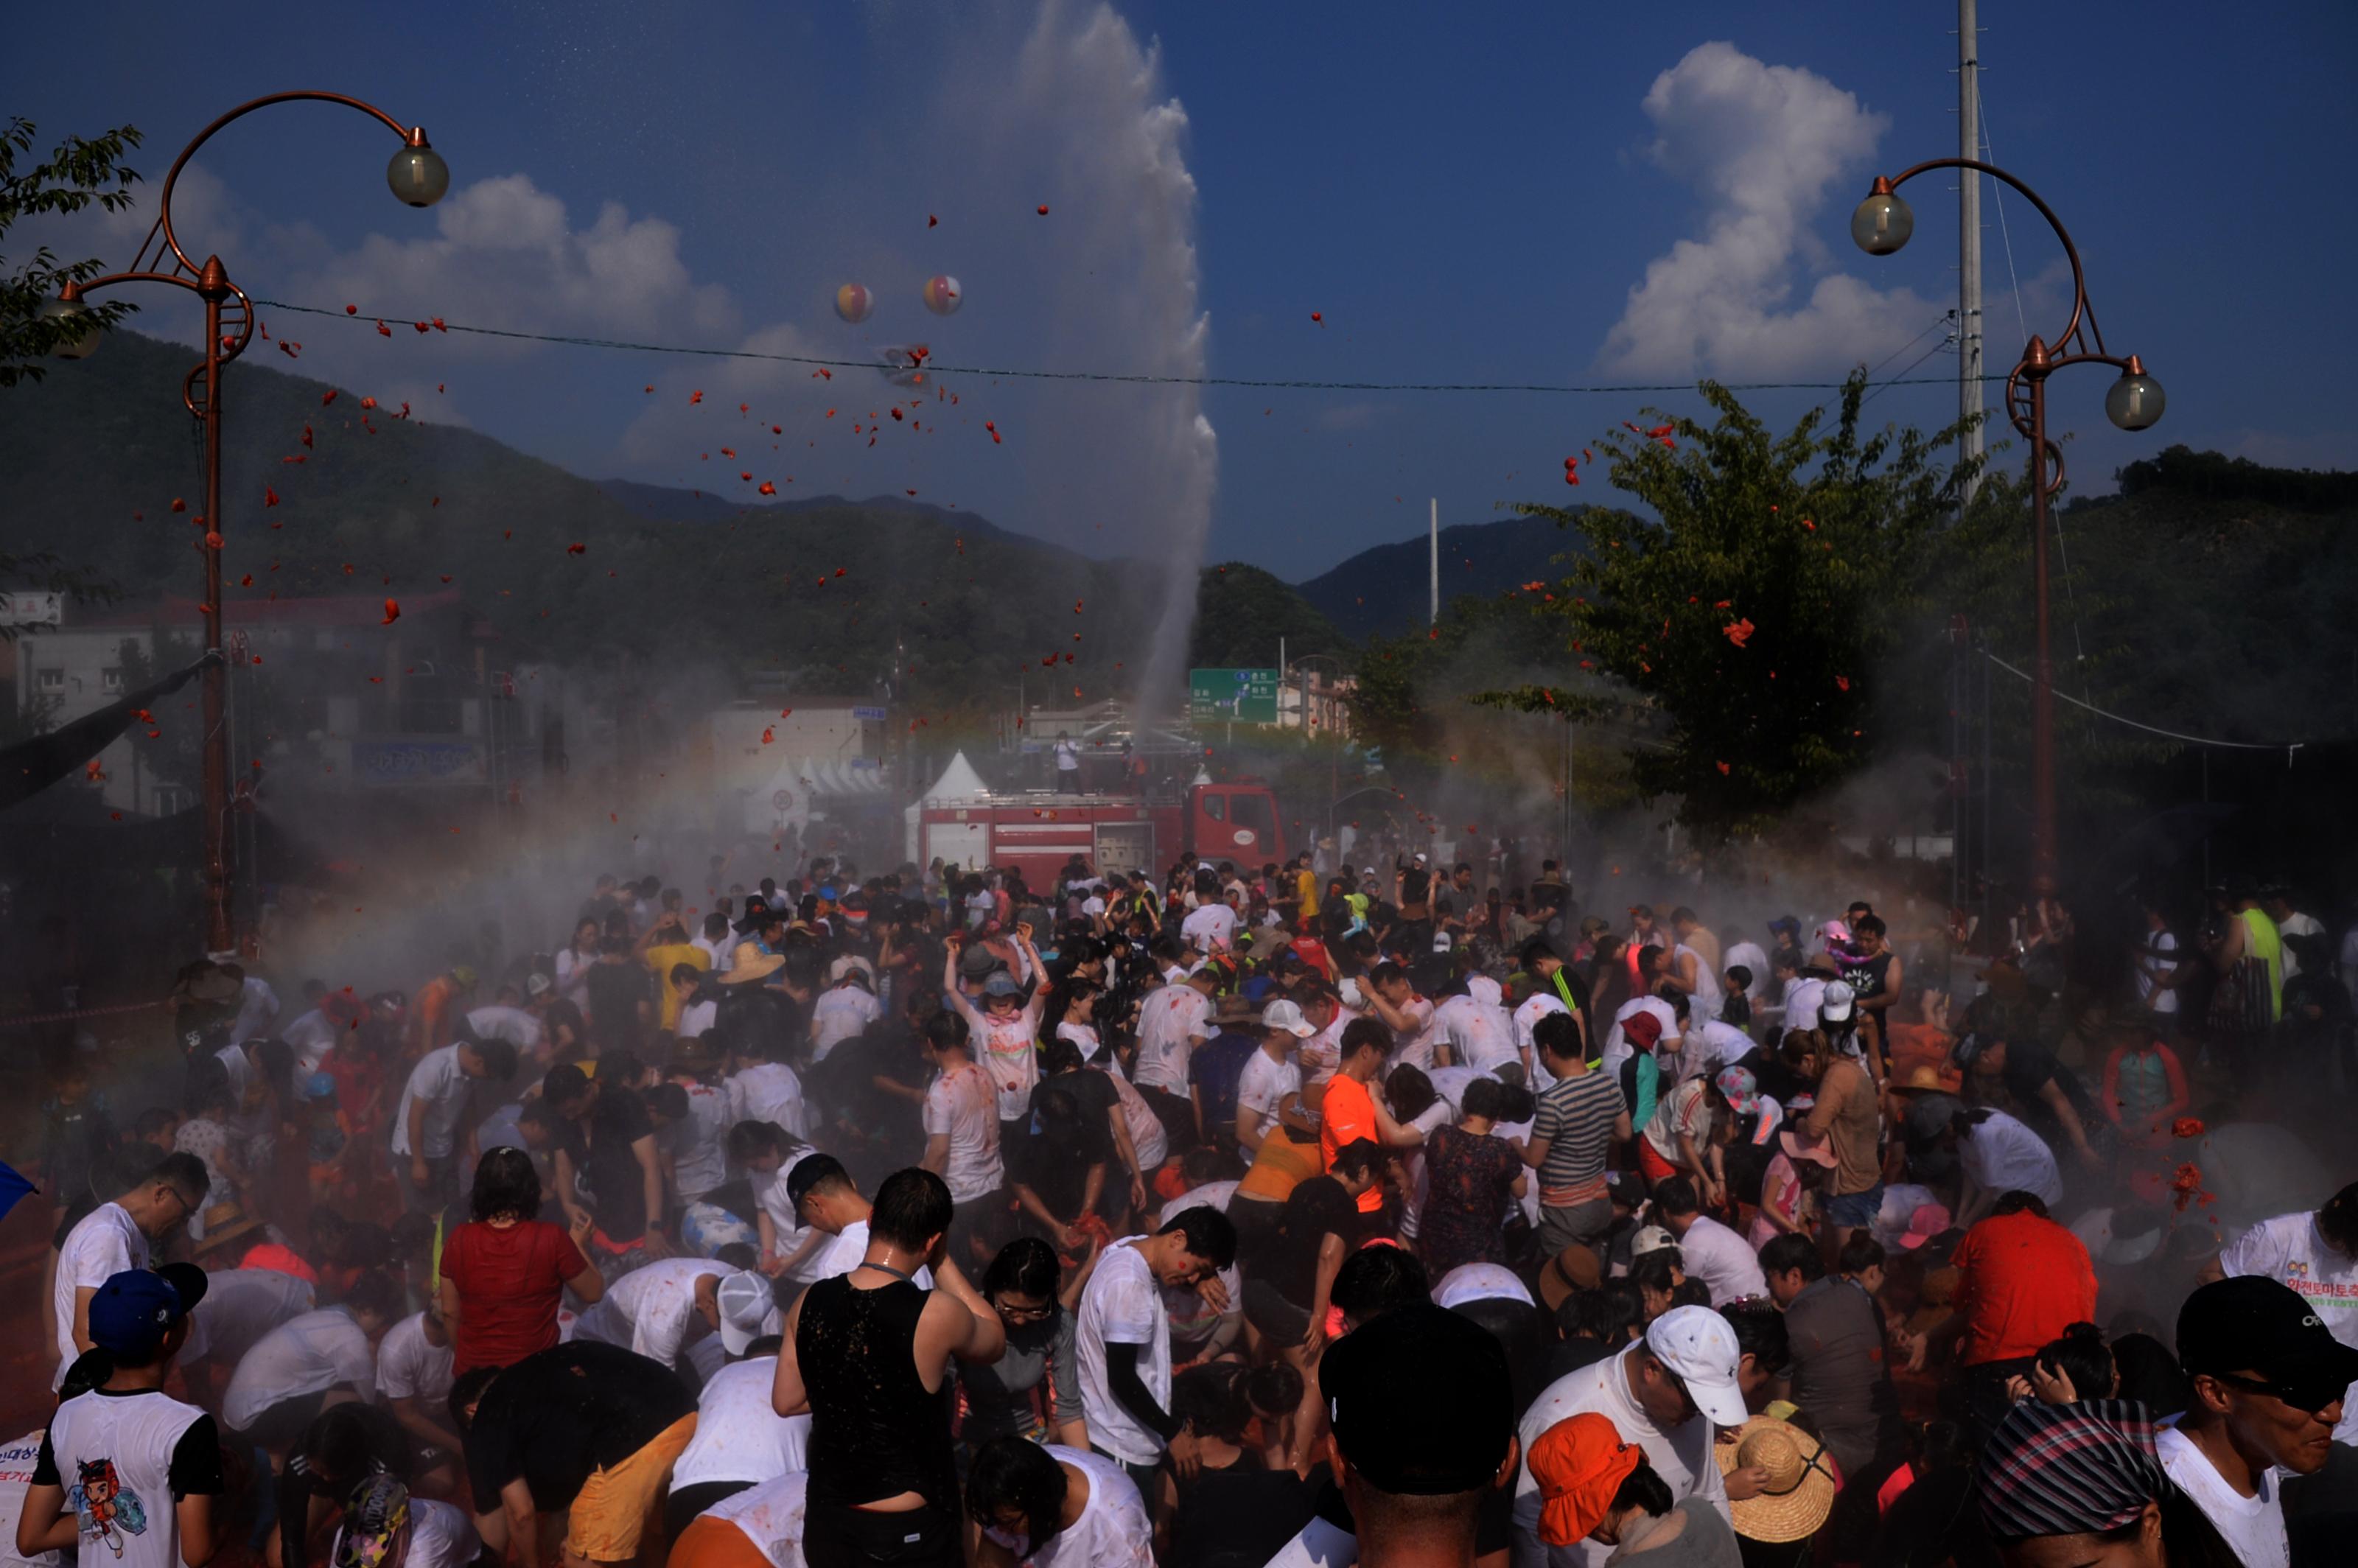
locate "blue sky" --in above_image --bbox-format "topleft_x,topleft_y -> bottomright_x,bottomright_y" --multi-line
13,0 -> 2354,579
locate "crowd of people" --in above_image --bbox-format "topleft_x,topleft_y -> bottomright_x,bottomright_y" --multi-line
18,847 -> 2358,1567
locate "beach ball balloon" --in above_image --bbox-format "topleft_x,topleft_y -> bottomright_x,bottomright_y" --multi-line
921,275 -> 962,316
834,284 -> 873,324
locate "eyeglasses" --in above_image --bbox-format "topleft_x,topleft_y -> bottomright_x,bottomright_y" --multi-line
2208,1371 -> 2348,1413
993,1298 -> 1055,1323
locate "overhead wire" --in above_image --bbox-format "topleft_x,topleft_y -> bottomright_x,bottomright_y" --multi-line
1979,650 -> 2306,761
251,296 -> 2008,398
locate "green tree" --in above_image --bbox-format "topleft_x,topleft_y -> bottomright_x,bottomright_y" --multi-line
1491,375 -> 1970,839
2,117 -> 144,387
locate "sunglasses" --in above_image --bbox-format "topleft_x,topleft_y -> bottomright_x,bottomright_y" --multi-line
2208,1371 -> 2348,1414
993,1298 -> 1055,1323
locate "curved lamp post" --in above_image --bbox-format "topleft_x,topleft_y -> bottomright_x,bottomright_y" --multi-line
1851,159 -> 2162,898
49,94 -> 447,954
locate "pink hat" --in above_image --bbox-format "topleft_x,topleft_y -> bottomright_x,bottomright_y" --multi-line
1898,1203 -> 1953,1250
1779,1129 -> 1839,1169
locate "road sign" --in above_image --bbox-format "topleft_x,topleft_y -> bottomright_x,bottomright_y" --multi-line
1189,667 -> 1280,725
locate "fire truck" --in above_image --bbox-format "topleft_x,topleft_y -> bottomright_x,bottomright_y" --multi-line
905,750 -> 1288,886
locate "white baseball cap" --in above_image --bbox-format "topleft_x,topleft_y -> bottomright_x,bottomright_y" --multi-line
1631,1223 -> 1679,1259
716,1270 -> 778,1356
1819,980 -> 1856,1023
1645,1305 -> 1749,1427
1259,998 -> 1318,1038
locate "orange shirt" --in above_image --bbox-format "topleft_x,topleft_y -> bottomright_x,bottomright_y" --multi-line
1320,1073 -> 1385,1214
1950,1208 -> 2098,1365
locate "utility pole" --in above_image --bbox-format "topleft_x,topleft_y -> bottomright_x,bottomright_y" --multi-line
1958,0 -> 1985,507
1429,498 -> 1439,626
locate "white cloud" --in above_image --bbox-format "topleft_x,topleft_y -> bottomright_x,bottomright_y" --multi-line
1598,41 -> 1943,380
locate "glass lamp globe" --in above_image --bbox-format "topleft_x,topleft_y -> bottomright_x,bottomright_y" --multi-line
1851,190 -> 1914,256
2105,370 -> 2166,431
388,141 -> 450,207
43,295 -> 99,360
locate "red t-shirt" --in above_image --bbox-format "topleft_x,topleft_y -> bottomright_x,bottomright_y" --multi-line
1320,1074 -> 1385,1214
1950,1208 -> 2098,1365
440,1219 -> 588,1373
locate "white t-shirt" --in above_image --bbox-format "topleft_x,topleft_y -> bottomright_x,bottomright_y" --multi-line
389,1044 -> 470,1159
1103,1068 -> 1169,1172
809,985 -> 881,1063
729,1063 -> 810,1141
800,1220 -> 934,1290
1434,1263 -> 1535,1311
466,1005 -> 545,1052
1076,1239 -> 1172,1466
1602,997 -> 1682,1077
1298,1006 -> 1357,1094
677,998 -> 718,1040
52,1203 -> 148,1389
2157,1424 -> 2287,1568
1722,942 -> 1771,998
1515,1345 -> 1731,1568
367,1497 -> 477,1568
922,1060 -> 1004,1203
950,990 -> 1047,1122
575,1258 -> 725,1371
1234,1049 -> 1300,1141
1959,1110 -> 2063,1208
1032,1446 -> 1155,1568
1673,1215 -> 1769,1306
231,975 -> 281,1043
1686,1020 -> 1754,1082
668,1081 -> 733,1202
2221,1212 -> 2358,1442
43,1389 -> 208,1568
2278,913 -> 2324,981
749,1149 -> 825,1281
281,1007 -> 342,1074
1514,992 -> 1570,1062
1672,945 -> 1721,1023
1181,903 -> 1239,955
0,1429 -> 63,1568
693,932 -> 735,976
181,1266 -> 316,1370
671,1357 -> 811,1489
374,1310 -> 455,1404
222,1308 -> 377,1432
1385,995 -> 1441,1071
1783,978 -> 1827,1036
1133,987 -> 1211,1095
704,1471 -> 808,1568
1435,985 -> 1519,1075
2134,929 -> 2182,1015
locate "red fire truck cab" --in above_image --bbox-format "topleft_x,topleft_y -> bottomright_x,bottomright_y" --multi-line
906,752 -> 1287,886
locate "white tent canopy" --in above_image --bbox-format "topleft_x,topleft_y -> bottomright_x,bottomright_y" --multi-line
921,750 -> 991,802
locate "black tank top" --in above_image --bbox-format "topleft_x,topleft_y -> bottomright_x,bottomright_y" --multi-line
798,1272 -> 956,1511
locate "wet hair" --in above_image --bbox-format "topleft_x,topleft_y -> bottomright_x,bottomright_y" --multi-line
1557,1279 -> 1646,1347
1172,1363 -> 1256,1443
341,1269 -> 405,1326
1838,1233 -> 1888,1277
1532,1010 -> 1583,1063
870,1167 -> 954,1253
1338,1015 -> 1393,1062
1244,1359 -> 1304,1418
1666,1277 -> 1712,1311
1991,1189 -> 2050,1219
726,1119 -> 802,1165
1651,1175 -> 1700,1218
1720,1300 -> 1791,1376
137,1151 -> 211,1208
1630,1250 -> 1684,1303
1460,1075 -> 1508,1123
645,1082 -> 690,1121
1757,1232 -> 1826,1283
1039,1036 -> 1085,1076
1384,1064 -> 1437,1122
469,1147 -> 543,1222
2035,1322 -> 2116,1401
1612,1457 -> 1676,1519
965,1435 -> 1069,1549
1157,1204 -> 1238,1270
1330,1138 -> 1387,1186
133,1106 -> 181,1142
924,1009 -> 972,1054
1330,1245 -> 1429,1322
984,1236 -> 1063,1301
541,1063 -> 591,1107
785,1152 -> 853,1211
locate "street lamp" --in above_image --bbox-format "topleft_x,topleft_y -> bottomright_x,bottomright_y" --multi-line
1286,653 -> 1348,850
1851,161 -> 2161,897
53,92 -> 447,954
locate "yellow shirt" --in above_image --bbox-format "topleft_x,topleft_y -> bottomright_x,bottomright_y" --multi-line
643,943 -> 710,1031
1296,868 -> 1320,918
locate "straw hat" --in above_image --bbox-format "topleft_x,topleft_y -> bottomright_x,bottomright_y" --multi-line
1536,1241 -> 1603,1314
191,1200 -> 266,1259
717,941 -> 784,984
1713,1415 -> 1837,1542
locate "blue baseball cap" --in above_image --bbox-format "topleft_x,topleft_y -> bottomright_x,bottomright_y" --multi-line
88,1264 -> 209,1359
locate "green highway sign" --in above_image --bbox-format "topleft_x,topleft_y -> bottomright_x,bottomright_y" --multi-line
1190,667 -> 1281,725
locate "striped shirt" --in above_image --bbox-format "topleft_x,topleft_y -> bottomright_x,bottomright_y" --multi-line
1530,1071 -> 1626,1208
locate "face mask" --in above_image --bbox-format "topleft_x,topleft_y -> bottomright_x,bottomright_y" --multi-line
982,1526 -> 1029,1555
